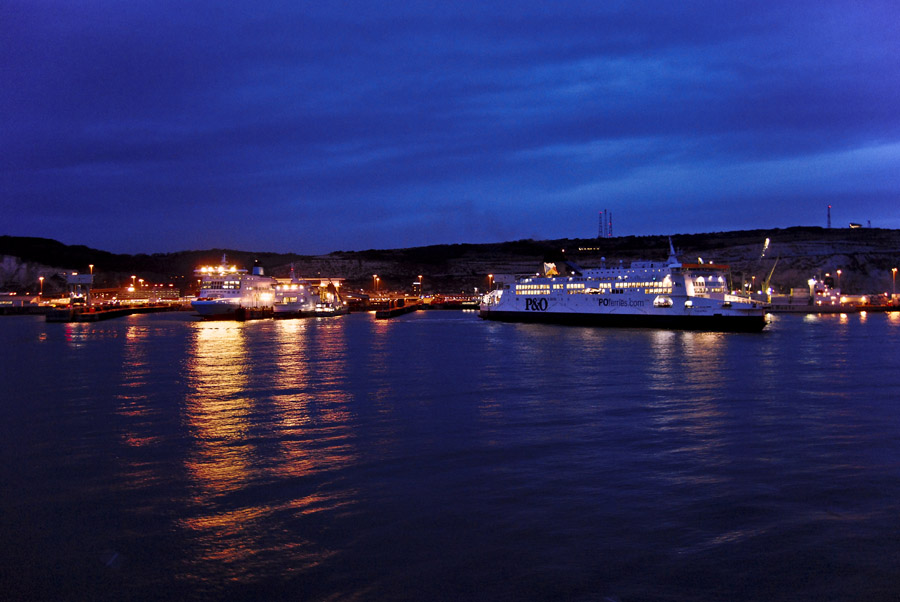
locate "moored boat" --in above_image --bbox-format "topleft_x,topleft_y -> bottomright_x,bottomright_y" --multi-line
479,240 -> 766,332
191,256 -> 275,320
273,270 -> 348,318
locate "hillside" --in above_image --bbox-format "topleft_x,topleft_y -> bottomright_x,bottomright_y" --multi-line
2,227 -> 899,296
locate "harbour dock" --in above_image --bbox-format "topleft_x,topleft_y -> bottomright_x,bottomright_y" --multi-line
375,297 -> 422,319
46,304 -> 181,323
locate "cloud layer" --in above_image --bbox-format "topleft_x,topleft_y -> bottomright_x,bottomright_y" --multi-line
3,1 -> 900,252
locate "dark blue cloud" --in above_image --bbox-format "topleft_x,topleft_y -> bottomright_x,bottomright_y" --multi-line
3,1 -> 900,253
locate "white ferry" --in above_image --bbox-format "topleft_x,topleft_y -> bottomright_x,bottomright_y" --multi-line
190,256 -> 276,320
273,268 -> 348,318
479,240 -> 766,332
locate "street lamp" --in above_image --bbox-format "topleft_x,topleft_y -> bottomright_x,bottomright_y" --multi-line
488,274 -> 494,290
89,264 -> 94,275
39,276 -> 44,297
131,275 -> 136,287
836,269 -> 842,291
892,267 -> 897,299
373,275 -> 379,294
418,275 -> 423,293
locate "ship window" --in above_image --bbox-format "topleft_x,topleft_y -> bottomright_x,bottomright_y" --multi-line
515,283 -> 551,295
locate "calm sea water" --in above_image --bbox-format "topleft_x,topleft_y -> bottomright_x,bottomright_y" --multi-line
2,310 -> 900,601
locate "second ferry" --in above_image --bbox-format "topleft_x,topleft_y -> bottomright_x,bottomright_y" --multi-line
479,240 -> 766,332
273,267 -> 348,318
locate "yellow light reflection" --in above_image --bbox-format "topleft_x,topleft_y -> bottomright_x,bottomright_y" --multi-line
179,319 -> 360,582
179,321 -> 261,579
269,318 -> 359,495
185,321 -> 253,494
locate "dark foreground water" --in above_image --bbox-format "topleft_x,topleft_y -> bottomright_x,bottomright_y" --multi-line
2,310 -> 900,601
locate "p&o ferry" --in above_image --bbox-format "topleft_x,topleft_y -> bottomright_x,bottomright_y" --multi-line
479,240 -> 766,332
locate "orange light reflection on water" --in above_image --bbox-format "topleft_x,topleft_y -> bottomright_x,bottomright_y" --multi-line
184,321 -> 253,494
179,321 -> 263,584
179,318 -> 360,584
269,319 -> 359,480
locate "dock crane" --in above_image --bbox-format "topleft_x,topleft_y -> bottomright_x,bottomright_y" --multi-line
761,256 -> 779,302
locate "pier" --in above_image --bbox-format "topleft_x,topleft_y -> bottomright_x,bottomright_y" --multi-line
375,297 -> 422,319
46,304 -> 181,323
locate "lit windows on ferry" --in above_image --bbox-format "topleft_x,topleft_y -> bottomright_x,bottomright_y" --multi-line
516,283 -> 551,295
690,275 -> 726,294
202,279 -> 241,290
584,281 -> 673,295
516,280 -> 673,295
516,281 -> 587,295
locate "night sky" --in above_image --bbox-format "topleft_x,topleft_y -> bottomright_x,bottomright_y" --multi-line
3,1 -> 900,254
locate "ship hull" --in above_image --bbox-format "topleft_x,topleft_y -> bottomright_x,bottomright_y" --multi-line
478,308 -> 766,332
191,299 -> 241,319
273,305 -> 348,318
191,300 -> 272,321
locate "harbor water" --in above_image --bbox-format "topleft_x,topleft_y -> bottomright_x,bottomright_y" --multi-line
2,310 -> 899,601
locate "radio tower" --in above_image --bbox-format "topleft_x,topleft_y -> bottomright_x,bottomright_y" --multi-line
598,210 -> 604,238
827,205 -> 832,229
608,212 -> 613,237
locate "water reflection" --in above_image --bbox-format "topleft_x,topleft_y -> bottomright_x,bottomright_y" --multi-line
366,316 -> 395,411
647,330 -> 727,398
115,324 -> 156,449
184,321 -> 254,494
180,321 -> 260,583
63,322 -> 117,349
647,330 -> 729,477
179,318 -> 360,587
269,319 -> 359,481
